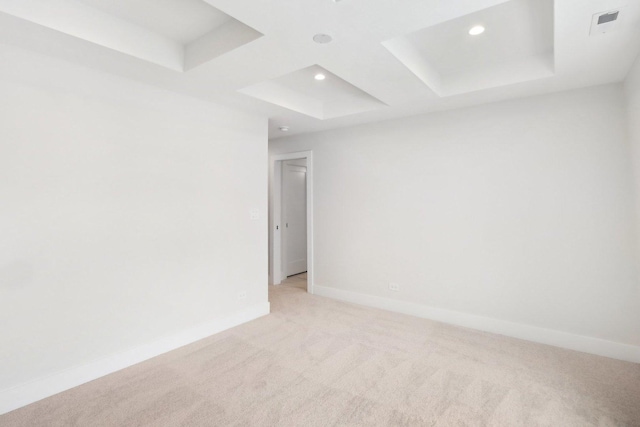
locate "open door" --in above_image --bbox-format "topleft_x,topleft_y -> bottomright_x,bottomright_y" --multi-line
270,151 -> 314,293
282,162 -> 307,277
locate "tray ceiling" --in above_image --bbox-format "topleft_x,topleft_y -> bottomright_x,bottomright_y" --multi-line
0,0 -> 262,72
383,0 -> 555,96
0,0 -> 638,138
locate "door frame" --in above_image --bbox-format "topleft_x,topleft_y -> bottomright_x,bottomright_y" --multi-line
270,151 -> 314,293
282,163 -> 307,278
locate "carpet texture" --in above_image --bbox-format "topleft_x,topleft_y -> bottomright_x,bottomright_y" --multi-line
281,272 -> 307,290
2,280 -> 640,426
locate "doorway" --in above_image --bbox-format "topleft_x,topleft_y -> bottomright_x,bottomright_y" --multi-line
270,151 -> 314,293
283,160 -> 307,277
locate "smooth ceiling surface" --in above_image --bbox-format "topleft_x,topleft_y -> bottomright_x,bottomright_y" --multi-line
411,0 -> 554,76
77,0 -> 232,44
0,0 -> 262,71
0,0 -> 638,138
240,65 -> 386,119
383,0 -> 555,96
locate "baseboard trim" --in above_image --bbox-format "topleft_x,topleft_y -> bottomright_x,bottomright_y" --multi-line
314,286 -> 640,364
0,302 -> 270,415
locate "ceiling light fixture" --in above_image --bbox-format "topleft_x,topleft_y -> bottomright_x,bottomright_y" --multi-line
279,126 -> 290,132
313,34 -> 333,44
314,73 -> 326,81
468,25 -> 485,36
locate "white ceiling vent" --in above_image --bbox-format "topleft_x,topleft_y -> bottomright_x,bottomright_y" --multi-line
590,8 -> 626,36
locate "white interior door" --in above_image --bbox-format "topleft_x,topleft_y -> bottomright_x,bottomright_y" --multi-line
283,163 -> 307,277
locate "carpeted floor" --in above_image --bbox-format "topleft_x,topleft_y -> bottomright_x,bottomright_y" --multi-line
2,281 -> 640,426
281,272 -> 307,290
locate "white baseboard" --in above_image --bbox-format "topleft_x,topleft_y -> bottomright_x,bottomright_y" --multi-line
0,302 -> 270,415
314,286 -> 640,364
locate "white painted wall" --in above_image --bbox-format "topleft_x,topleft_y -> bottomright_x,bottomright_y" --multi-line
626,53 -> 640,263
0,44 -> 268,404
270,84 -> 640,353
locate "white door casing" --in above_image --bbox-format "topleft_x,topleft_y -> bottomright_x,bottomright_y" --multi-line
269,151 -> 313,292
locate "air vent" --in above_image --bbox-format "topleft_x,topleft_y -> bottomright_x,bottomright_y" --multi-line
597,11 -> 619,25
590,8 -> 625,36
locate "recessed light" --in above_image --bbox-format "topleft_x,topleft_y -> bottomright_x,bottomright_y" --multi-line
313,34 -> 333,44
314,73 -> 326,81
468,25 -> 485,36
279,126 -> 290,132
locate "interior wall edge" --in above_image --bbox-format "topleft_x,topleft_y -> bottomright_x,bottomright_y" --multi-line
314,286 -> 640,364
624,52 -> 640,265
270,83 -> 639,350
0,302 -> 270,416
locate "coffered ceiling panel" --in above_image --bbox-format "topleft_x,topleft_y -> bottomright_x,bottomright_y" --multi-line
0,0 -> 638,138
0,0 -> 262,72
383,0 -> 555,97
240,65 -> 386,120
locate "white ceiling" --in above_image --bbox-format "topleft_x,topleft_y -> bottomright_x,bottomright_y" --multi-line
240,65 -> 386,120
404,0 -> 554,76
0,0 -> 638,139
0,0 -> 261,72
383,0 -> 556,97
77,0 -> 231,45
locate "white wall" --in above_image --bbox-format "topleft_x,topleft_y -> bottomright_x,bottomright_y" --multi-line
0,44 -> 268,408
270,84 -> 640,356
626,54 -> 640,262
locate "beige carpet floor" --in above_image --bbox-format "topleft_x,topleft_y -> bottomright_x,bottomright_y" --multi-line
281,272 -> 307,290
2,281 -> 640,426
